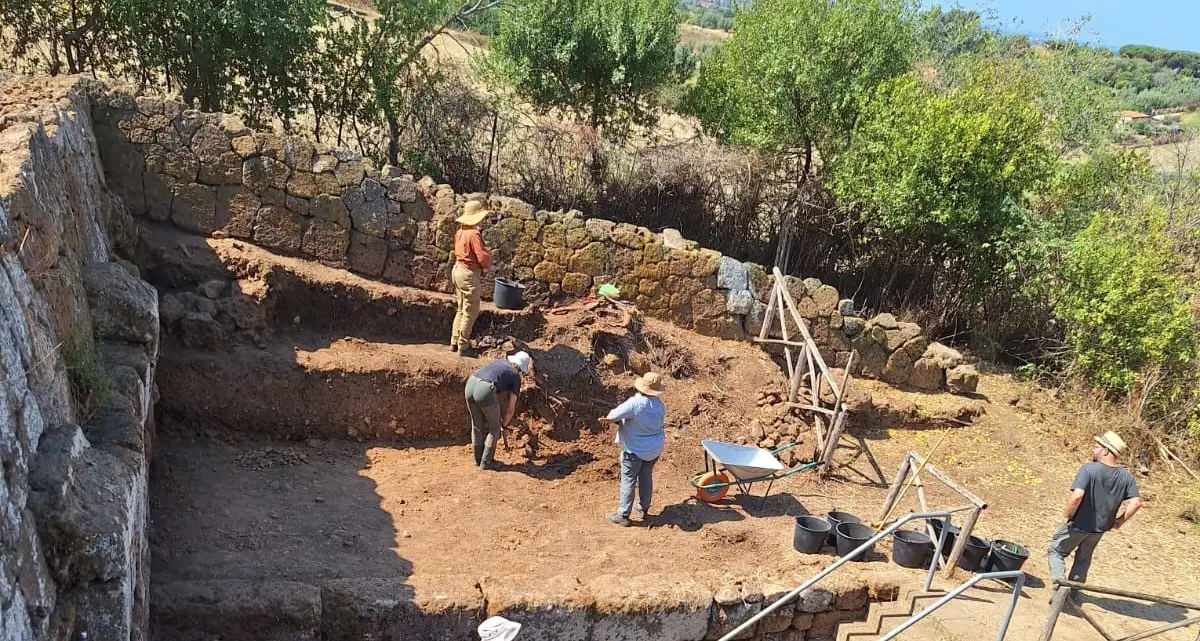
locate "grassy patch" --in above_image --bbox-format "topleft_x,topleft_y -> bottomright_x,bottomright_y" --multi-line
63,325 -> 113,420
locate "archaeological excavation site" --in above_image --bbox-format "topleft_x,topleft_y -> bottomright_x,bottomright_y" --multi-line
5,74 -> 1196,641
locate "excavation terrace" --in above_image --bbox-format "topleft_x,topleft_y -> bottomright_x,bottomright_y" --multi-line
9,75 -> 1197,641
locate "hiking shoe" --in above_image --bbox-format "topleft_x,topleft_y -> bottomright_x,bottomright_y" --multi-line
606,513 -> 631,527
449,344 -> 459,353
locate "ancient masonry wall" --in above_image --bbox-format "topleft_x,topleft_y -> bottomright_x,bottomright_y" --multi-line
91,87 -> 978,394
1,77 -> 159,641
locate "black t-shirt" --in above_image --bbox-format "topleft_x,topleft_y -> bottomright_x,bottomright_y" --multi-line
1069,462 -> 1139,533
474,359 -> 521,394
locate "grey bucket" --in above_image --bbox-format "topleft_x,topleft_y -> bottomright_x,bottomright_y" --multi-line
793,516 -> 832,554
892,529 -> 933,568
493,278 -> 525,310
825,511 -> 862,547
835,522 -> 876,561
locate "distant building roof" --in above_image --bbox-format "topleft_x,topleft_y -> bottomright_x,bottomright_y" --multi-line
1120,110 -> 1151,119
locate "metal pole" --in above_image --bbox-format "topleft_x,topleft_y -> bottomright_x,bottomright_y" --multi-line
877,571 -> 1025,641
716,511 -> 950,641
924,514 -> 951,592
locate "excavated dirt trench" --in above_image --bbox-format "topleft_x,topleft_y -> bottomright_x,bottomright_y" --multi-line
137,227 -> 922,640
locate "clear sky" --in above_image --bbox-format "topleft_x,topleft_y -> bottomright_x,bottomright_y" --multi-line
941,0 -> 1200,52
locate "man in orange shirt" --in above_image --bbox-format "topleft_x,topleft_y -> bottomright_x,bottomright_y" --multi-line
451,200 -> 493,357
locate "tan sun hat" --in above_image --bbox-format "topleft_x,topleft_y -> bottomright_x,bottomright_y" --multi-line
1094,431 -> 1127,456
634,372 -> 665,397
456,200 -> 491,226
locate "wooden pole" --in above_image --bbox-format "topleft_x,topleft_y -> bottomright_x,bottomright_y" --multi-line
1039,586 -> 1072,641
1054,580 -> 1200,611
878,454 -> 912,522
775,282 -> 796,386
758,282 -> 778,341
819,409 -> 847,477
943,506 -> 981,578
1075,603 -> 1117,641
773,268 -> 840,398
1117,617 -> 1200,641
789,344 -> 809,404
909,451 -> 988,508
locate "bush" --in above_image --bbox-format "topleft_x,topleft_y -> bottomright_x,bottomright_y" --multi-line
63,325 -> 113,419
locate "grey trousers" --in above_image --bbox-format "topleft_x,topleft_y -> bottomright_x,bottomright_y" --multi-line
617,450 -> 658,518
465,375 -> 502,468
1047,523 -> 1104,582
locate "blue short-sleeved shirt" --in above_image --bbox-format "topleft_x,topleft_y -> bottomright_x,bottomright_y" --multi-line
473,359 -> 521,394
606,393 -> 666,461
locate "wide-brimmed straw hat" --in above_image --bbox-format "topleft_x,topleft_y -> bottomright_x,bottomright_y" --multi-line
456,200 -> 491,226
1094,431 -> 1127,456
478,616 -> 521,641
634,372 -> 665,397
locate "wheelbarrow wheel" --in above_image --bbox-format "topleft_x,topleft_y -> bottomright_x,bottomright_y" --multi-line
695,471 -> 731,503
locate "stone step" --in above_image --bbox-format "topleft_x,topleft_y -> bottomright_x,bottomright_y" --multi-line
836,589 -> 942,641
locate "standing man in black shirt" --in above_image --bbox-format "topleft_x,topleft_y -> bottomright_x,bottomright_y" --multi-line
464,351 -> 532,470
1047,431 -> 1142,583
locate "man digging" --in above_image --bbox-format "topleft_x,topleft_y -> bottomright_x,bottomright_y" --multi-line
1047,430 -> 1143,585
601,372 -> 667,527
464,351 -> 533,470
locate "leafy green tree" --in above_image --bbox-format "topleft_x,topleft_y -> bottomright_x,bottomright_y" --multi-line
832,63 -> 1053,277
687,0 -> 917,181
485,0 -> 679,136
0,0 -> 132,75
1057,202 -> 1197,395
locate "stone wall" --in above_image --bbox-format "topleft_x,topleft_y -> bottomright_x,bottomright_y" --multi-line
150,573 -> 898,641
1,76 -> 159,641
90,86 -> 976,394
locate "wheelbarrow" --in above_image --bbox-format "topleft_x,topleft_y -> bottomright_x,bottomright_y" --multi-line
689,439 -> 818,507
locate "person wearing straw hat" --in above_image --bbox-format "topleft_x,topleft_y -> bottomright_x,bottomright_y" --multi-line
1047,430 -> 1143,583
450,200 -> 494,358
600,372 -> 667,526
477,615 -> 521,641
465,351 -> 533,470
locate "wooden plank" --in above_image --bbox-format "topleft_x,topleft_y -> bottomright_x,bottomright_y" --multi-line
1075,603 -> 1117,641
942,506 -> 981,579
806,346 -> 819,412
753,337 -> 808,347
1039,586 -> 1072,641
1054,581 -> 1200,611
773,268 -> 840,398
758,281 -> 779,340
789,344 -> 809,403
878,454 -> 912,522
774,283 -> 796,385
909,451 -> 987,508
1117,617 -> 1200,641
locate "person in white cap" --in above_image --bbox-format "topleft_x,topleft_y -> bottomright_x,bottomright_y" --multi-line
478,615 -> 521,641
600,371 -> 667,526
464,351 -> 533,470
1047,430 -> 1142,583
450,200 -> 493,358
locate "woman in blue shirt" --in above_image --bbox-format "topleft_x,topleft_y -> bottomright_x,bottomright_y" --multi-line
601,372 -> 667,526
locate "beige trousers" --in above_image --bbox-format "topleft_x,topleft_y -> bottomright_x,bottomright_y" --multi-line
451,264 -> 481,348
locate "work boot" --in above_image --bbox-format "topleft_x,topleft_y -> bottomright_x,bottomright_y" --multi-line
606,513 -> 631,527
460,346 -> 479,358
449,344 -> 459,353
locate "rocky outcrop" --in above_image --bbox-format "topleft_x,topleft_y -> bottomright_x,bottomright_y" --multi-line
1,75 -> 158,641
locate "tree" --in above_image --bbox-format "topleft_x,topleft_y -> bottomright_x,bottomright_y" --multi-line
832,63 -> 1054,289
485,0 -> 679,137
0,0 -> 131,75
686,0 -> 918,182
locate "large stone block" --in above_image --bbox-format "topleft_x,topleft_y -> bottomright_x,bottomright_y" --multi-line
198,151 -> 243,185
588,574 -> 711,641
190,123 -> 232,160
707,584 -> 762,640
725,289 -> 756,315
243,156 -> 289,194
922,342 -> 964,369
83,262 -> 159,345
347,231 -> 387,277
947,364 -> 979,395
220,191 -> 261,239
882,348 -> 915,385
301,220 -> 349,264
811,284 -> 839,316
170,182 -> 217,233
562,272 -> 592,296
253,206 -> 305,253
716,256 -> 749,291
310,195 -> 350,227
350,199 -> 388,238
569,242 -> 608,277
382,249 -> 414,284
908,357 -> 944,391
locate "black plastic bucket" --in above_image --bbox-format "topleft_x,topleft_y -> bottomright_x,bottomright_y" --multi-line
892,529 -> 933,569
835,522 -> 876,561
956,535 -> 991,572
793,516 -> 832,554
986,540 -> 1030,573
493,278 -> 525,310
931,519 -> 960,557
826,511 -> 862,547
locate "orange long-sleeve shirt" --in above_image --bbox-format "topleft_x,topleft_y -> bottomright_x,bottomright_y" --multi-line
454,228 -> 492,270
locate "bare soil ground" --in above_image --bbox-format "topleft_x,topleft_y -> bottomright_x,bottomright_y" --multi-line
149,285 -> 1200,638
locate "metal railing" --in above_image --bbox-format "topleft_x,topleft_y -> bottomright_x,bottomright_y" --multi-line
718,511 -> 954,641
878,570 -> 1025,641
